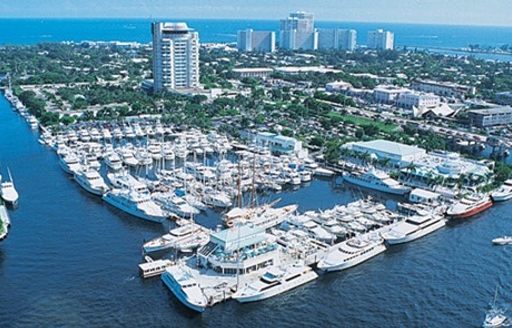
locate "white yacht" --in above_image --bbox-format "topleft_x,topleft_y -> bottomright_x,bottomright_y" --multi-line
105,153 -> 123,171
381,213 -> 446,245
343,168 -> 410,195
161,265 -> 208,313
106,172 -> 149,194
119,149 -> 139,167
202,188 -> 232,208
102,128 -> 112,140
155,194 -> 200,218
317,234 -> 386,272
232,262 -> 318,303
1,169 -> 19,206
143,222 -> 209,253
0,200 -> 10,241
73,168 -> 109,196
59,153 -> 82,175
491,185 -> 512,202
102,189 -> 168,223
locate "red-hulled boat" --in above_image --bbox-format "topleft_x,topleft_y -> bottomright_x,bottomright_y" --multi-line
446,195 -> 493,219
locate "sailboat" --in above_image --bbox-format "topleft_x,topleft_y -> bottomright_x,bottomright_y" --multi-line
483,287 -> 509,328
1,168 -> 19,206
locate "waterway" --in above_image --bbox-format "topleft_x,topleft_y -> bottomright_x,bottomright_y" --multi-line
1,94 -> 512,327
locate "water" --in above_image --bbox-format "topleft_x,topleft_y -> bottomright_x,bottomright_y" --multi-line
1,94 -> 512,327
0,19 -> 511,61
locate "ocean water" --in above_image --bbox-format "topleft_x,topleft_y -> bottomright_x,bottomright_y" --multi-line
1,93 -> 512,327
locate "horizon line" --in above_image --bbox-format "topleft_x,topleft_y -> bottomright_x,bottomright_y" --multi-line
0,16 -> 510,29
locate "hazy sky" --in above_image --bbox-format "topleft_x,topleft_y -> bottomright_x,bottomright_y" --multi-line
1,0 -> 511,26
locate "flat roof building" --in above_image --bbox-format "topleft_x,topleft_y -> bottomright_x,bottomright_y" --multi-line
280,12 -> 318,50
469,106 -> 512,127
496,91 -> 512,106
367,29 -> 394,50
396,92 -> 441,110
373,85 -> 410,104
237,29 -> 276,53
411,79 -> 476,99
232,67 -> 273,79
317,29 -> 357,51
343,139 -> 427,166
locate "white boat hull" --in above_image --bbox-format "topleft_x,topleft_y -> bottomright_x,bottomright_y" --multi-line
343,175 -> 409,195
384,220 -> 446,245
318,244 -> 387,272
102,194 -> 166,223
161,271 -> 206,313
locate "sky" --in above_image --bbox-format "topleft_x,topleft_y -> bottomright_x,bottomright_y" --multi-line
0,0 -> 511,26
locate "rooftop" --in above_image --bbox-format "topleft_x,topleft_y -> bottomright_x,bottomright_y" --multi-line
469,106 -> 512,115
211,224 -> 266,253
348,139 -> 426,157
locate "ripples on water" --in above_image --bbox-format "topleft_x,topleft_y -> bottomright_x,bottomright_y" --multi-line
0,95 -> 512,327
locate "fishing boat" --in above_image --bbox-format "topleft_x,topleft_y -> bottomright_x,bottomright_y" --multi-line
446,195 -> 493,219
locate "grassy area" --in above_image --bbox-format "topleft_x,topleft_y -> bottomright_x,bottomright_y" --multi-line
327,112 -> 398,134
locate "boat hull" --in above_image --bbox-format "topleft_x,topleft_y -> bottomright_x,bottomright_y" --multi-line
447,200 -> 493,219
491,193 -> 512,202
343,175 -> 410,195
161,272 -> 206,313
318,244 -> 387,272
102,194 -> 166,223
384,220 -> 446,245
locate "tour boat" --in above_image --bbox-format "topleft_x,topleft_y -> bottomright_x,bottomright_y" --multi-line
343,168 -> 410,195
492,236 -> 512,246
232,262 -> 318,303
0,169 -> 19,206
381,213 -> 446,245
73,168 -> 110,196
317,233 -> 386,272
102,189 -> 168,223
446,195 -> 493,219
161,265 -> 208,313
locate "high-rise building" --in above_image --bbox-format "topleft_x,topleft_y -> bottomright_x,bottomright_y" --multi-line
237,29 -> 276,53
152,22 -> 200,92
367,29 -> 394,50
317,29 -> 357,51
279,11 -> 318,50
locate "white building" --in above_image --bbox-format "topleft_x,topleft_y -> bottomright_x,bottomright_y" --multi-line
343,139 -> 427,167
237,29 -> 276,53
232,68 -> 273,79
280,12 -> 318,50
326,81 -> 353,92
367,29 -> 394,50
253,132 -> 304,156
373,85 -> 410,104
317,29 -> 357,51
411,79 -> 476,99
396,92 -> 441,110
152,22 -> 200,92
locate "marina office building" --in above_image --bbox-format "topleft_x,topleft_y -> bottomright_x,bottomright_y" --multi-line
468,106 -> 512,127
237,29 -> 276,53
151,22 -> 200,92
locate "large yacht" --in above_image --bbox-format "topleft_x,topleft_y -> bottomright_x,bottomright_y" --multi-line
102,189 -> 168,223
491,181 -> 512,202
0,199 -> 10,241
223,203 -> 298,230
104,152 -> 123,171
0,169 -> 19,206
161,265 -> 208,313
446,195 -> 493,219
317,233 -> 386,272
154,194 -> 200,218
381,212 -> 446,245
107,172 -> 149,194
232,262 -> 318,303
58,153 -> 82,175
343,168 -> 410,195
143,222 -> 210,253
74,168 -> 109,196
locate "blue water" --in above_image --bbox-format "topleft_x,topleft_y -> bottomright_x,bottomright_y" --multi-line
1,93 -> 512,327
0,18 -> 511,51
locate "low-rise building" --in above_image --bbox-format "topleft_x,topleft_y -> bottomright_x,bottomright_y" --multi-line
496,91 -> 512,106
325,81 -> 353,92
411,79 -> 476,99
253,132 -> 304,156
396,92 -> 441,110
468,106 -> 512,127
232,68 -> 273,79
373,85 -> 410,104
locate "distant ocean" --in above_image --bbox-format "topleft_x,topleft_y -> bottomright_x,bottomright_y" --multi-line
0,19 -> 511,60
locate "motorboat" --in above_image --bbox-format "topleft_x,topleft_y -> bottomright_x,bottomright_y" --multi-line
381,213 -> 446,245
73,168 -> 109,196
0,169 -> 19,206
161,265 -> 208,313
343,168 -> 410,195
58,152 -> 82,175
491,185 -> 512,202
492,236 -> 512,245
143,222 -> 209,253
317,233 -> 386,272
154,194 -> 200,217
102,189 -> 168,223
232,262 -> 318,303
105,152 -> 123,171
483,288 -> 508,328
446,195 -> 493,219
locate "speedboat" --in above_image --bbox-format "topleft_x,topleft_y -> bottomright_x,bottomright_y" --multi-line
343,168 -> 410,195
381,213 -> 446,245
103,189 -> 168,223
161,265 -> 208,313
446,195 -> 493,219
74,168 -> 109,196
492,236 -> 512,245
317,233 -> 386,272
232,262 -> 318,303
0,169 -> 19,206
491,186 -> 512,202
